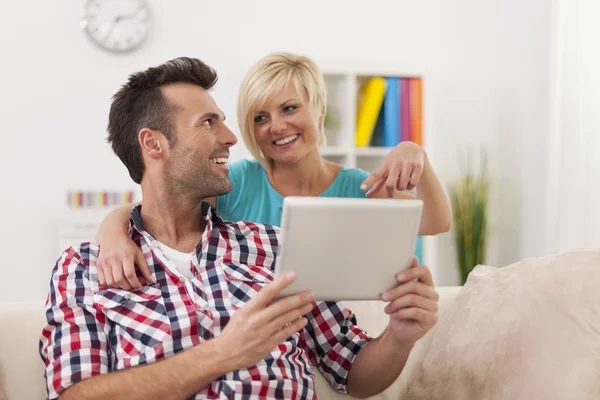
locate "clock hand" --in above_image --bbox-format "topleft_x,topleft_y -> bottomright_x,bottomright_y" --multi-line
115,7 -> 144,23
103,22 -> 117,44
103,8 -> 143,45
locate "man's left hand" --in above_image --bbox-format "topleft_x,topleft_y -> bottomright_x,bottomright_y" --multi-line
380,256 -> 439,345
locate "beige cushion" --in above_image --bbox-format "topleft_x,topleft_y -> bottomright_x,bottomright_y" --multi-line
0,301 -> 47,400
404,249 -> 600,400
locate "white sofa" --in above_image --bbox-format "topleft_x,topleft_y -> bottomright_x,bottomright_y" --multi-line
0,287 -> 461,400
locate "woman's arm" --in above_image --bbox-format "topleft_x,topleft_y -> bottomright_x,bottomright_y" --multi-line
96,198 -> 217,290
96,202 -> 139,244
360,142 -> 452,236
409,155 -> 452,235
96,202 -> 152,290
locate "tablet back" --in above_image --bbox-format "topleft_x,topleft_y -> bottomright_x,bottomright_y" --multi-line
274,196 -> 423,300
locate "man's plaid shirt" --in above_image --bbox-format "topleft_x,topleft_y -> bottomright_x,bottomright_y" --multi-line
40,203 -> 372,399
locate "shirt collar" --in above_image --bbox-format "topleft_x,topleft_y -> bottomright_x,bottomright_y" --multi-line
128,201 -> 225,237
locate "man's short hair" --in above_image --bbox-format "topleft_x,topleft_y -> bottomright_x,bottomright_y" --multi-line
107,57 -> 218,184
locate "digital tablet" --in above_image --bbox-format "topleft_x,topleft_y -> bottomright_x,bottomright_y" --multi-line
273,196 -> 423,300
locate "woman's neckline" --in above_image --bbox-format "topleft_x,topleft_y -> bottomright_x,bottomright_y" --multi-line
260,161 -> 345,199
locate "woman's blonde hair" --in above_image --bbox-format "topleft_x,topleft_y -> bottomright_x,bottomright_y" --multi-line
237,52 -> 327,167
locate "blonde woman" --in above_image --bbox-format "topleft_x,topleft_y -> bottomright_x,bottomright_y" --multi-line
96,52 -> 452,289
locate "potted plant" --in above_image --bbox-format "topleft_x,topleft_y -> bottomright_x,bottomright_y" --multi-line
449,148 -> 490,285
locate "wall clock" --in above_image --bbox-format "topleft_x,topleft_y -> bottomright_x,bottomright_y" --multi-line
81,0 -> 150,53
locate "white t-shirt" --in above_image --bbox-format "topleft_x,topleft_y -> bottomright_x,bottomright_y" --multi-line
155,241 -> 195,280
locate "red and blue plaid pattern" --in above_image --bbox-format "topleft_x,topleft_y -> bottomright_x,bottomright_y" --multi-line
40,203 -> 372,399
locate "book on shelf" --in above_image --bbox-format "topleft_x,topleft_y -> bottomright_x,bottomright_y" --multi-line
356,76 -> 423,148
410,78 -> 423,146
355,77 -> 387,147
383,77 -> 400,147
400,78 -> 411,143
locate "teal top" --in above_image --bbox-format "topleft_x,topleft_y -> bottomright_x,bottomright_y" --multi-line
216,159 -> 369,226
216,159 -> 424,261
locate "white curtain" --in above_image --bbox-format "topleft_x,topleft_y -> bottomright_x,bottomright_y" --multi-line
546,0 -> 600,253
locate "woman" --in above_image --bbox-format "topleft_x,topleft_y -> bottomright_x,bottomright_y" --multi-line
96,52 -> 452,289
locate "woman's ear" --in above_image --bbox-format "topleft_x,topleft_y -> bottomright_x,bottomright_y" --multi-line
139,128 -> 164,160
319,106 -> 326,125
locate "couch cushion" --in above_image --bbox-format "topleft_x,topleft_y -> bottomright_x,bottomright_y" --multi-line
0,301 -> 47,400
404,249 -> 600,400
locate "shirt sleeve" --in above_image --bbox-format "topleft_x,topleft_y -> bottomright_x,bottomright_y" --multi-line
300,301 -> 373,394
39,244 -> 110,399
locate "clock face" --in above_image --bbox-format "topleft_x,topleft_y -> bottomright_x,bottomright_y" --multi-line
82,0 -> 150,53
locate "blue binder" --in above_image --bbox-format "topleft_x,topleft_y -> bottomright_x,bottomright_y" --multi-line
383,77 -> 400,147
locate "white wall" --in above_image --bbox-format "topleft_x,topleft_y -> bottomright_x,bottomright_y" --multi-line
0,0 -> 551,302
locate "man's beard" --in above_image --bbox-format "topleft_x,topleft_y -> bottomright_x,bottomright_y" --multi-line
165,161 -> 232,200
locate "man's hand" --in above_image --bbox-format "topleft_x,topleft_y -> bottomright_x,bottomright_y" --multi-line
215,272 -> 316,371
380,257 -> 439,345
346,258 -> 438,397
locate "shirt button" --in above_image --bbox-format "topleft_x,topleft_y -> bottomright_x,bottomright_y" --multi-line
124,294 -> 131,300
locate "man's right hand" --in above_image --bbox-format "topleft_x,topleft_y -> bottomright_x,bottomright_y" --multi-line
214,272 -> 315,371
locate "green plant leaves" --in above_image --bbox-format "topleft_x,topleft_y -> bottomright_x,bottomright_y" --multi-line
450,149 -> 489,285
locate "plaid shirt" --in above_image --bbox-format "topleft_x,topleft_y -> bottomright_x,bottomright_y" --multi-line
40,203 -> 372,399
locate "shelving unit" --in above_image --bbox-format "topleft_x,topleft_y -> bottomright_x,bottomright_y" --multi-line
320,70 -> 438,271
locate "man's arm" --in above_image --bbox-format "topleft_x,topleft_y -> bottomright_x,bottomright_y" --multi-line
346,260 -> 439,398
298,302 -> 373,394
59,339 -> 228,400
41,246 -> 314,399
345,329 -> 414,397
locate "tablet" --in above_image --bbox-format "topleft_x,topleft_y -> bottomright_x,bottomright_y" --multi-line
273,196 -> 423,301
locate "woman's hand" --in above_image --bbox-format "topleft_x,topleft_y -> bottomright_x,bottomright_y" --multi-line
360,141 -> 426,198
96,204 -> 156,290
97,233 -> 154,290
96,203 -> 154,290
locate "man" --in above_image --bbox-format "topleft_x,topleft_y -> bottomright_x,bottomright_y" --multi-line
40,57 -> 439,399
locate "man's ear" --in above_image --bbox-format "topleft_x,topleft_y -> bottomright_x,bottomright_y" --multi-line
139,128 -> 164,160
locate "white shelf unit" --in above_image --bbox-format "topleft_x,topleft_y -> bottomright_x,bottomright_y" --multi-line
320,70 -> 439,272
